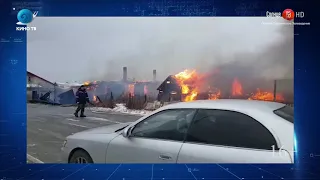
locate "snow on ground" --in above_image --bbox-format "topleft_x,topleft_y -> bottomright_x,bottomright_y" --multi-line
27,83 -> 42,88
56,82 -> 84,89
90,104 -> 153,116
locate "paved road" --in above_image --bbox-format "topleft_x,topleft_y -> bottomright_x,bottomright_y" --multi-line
27,104 -> 141,163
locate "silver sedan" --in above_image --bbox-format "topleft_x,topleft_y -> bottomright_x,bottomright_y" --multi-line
61,99 -> 294,163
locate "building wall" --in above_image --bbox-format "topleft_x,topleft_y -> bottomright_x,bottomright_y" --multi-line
27,74 -> 54,89
27,73 -> 56,101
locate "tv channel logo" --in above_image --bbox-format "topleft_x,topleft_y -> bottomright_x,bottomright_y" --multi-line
16,9 -> 38,31
282,9 -> 295,21
282,9 -> 305,21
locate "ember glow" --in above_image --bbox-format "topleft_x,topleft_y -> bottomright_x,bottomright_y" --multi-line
232,78 -> 243,96
248,89 -> 285,102
144,85 -> 148,95
128,84 -> 135,96
208,89 -> 221,100
93,95 -> 97,102
173,69 -> 285,102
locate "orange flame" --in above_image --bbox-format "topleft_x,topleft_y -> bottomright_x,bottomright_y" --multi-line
128,84 -> 135,96
248,89 -> 285,102
174,69 -> 197,95
174,69 -> 199,101
93,95 -> 97,102
172,69 -> 286,103
208,90 -> 221,100
232,78 -> 243,96
184,89 -> 198,102
175,69 -> 197,79
84,81 -> 90,86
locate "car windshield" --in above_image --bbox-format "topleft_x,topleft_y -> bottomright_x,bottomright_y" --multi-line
274,105 -> 294,123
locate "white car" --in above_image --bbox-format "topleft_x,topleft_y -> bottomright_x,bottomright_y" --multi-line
61,99 -> 294,163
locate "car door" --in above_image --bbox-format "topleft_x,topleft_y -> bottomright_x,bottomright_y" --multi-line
106,109 -> 196,163
177,109 -> 291,163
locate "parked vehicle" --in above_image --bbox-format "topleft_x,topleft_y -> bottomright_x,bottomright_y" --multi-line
62,99 -> 294,163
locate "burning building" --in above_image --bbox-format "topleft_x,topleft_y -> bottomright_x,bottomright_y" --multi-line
157,69 -> 292,103
81,67 -> 161,105
157,75 -> 182,102
84,80 -> 159,103
27,67 -> 162,106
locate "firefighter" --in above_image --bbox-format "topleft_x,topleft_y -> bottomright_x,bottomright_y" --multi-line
74,85 -> 90,117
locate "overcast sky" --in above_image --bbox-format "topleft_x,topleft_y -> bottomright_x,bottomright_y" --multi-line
27,17 -> 293,83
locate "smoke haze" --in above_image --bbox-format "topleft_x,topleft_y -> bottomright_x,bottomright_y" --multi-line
27,17 -> 293,83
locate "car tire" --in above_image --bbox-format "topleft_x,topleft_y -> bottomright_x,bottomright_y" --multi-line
69,149 -> 94,164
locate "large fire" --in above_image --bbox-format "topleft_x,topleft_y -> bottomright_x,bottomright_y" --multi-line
174,69 -> 196,95
173,69 -> 285,102
174,70 -> 199,101
248,89 -> 285,102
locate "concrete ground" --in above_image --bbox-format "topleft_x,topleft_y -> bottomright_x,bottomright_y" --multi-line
27,103 -> 141,163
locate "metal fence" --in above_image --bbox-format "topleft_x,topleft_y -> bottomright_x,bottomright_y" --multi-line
26,78 -> 294,107
154,78 -> 294,106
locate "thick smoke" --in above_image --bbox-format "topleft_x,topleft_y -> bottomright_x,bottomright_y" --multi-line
199,23 -> 293,94
74,18 -> 294,101
95,19 -> 293,86
27,17 -> 293,85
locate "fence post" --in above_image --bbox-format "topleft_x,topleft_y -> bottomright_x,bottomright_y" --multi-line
54,82 -> 57,103
273,80 -> 277,101
37,84 -> 40,100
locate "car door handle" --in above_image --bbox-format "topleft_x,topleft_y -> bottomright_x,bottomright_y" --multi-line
159,154 -> 172,160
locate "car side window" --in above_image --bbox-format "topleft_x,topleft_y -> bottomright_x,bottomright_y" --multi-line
185,109 -> 278,150
131,109 -> 196,142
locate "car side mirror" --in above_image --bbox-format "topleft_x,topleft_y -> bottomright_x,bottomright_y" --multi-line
122,126 -> 132,138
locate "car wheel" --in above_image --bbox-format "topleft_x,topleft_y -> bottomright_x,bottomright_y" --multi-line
69,150 -> 93,164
